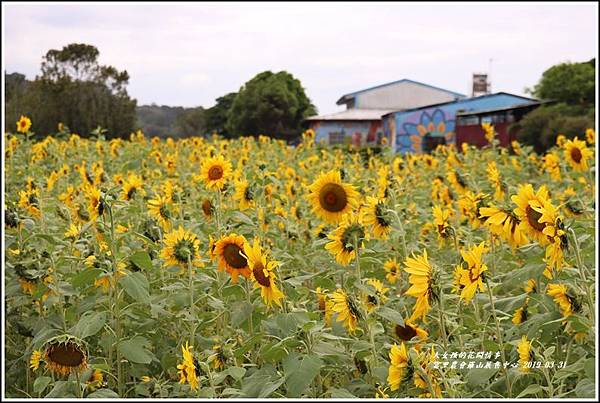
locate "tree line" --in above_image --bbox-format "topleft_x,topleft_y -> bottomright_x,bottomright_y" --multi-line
5,43 -> 316,142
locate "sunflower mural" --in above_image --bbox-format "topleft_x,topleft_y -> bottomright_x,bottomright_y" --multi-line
396,109 -> 456,153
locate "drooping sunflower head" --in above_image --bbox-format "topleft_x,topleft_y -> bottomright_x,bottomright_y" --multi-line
43,335 -> 88,377
215,234 -> 250,283
147,194 -> 173,231
307,170 -> 359,224
122,173 -> 145,201
325,214 -> 366,266
387,342 -> 411,392
363,196 -> 392,239
160,226 -> 201,268
200,155 -> 233,191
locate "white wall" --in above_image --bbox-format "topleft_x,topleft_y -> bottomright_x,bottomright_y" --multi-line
356,81 -> 460,110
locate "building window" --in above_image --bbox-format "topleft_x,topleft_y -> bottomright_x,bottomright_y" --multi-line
329,132 -> 345,145
422,133 -> 446,153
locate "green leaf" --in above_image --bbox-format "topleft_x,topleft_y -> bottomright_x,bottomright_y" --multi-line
118,336 -> 153,364
375,307 -> 405,325
517,384 -> 543,397
575,378 -> 594,398
466,368 -> 498,388
71,311 -> 107,339
584,358 -> 595,379
328,388 -> 356,398
87,388 -> 120,398
45,381 -> 73,398
119,272 -> 150,304
33,376 -> 52,394
227,367 -> 246,381
283,353 -> 323,397
231,301 -> 253,327
129,251 -> 153,271
71,268 -> 102,289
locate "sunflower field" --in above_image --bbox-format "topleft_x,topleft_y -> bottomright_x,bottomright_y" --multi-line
3,118 -> 597,399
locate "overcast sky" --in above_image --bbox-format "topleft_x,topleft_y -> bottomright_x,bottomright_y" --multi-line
3,2 -> 598,114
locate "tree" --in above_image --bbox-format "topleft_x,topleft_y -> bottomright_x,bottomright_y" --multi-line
174,107 -> 206,137
518,59 -> 595,152
205,92 -> 236,137
226,71 -> 316,141
5,43 -> 137,138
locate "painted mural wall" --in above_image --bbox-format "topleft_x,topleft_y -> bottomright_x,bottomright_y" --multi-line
309,121 -> 383,146
383,94 -> 536,154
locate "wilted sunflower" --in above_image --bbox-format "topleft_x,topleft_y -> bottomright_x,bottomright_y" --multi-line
200,154 -> 232,191
517,335 -> 533,373
387,343 -> 410,392
122,173 -> 145,201
160,226 -> 202,269
43,336 -> 88,377
330,289 -> 362,333
363,196 -> 393,239
177,341 -> 199,391
394,321 -> 428,341
325,214 -> 366,266
547,283 -> 579,317
17,115 -> 32,133
307,170 -> 360,224
147,194 -> 173,231
563,137 -> 593,172
511,184 -> 551,245
363,278 -> 389,312
215,234 -> 250,283
233,179 -> 255,211
384,258 -> 400,284
242,238 -> 284,308
403,249 -> 436,322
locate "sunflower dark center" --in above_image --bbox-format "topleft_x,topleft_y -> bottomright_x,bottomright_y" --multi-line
208,166 -> 224,180
526,206 -> 546,232
252,261 -> 270,286
223,244 -> 247,269
127,187 -> 137,200
375,203 -> 391,227
202,199 -> 214,216
367,295 -> 378,305
319,183 -> 348,213
341,223 -> 365,252
174,239 -> 195,263
244,187 -> 254,201
570,147 -> 582,163
47,342 -> 85,367
395,324 -> 417,341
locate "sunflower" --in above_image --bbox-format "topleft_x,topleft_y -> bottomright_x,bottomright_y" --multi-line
208,344 -> 227,370
362,196 -> 393,239
17,115 -> 32,133
457,191 -> 487,229
394,321 -> 428,341
432,205 -> 452,243
511,184 -> 551,245
486,161 -> 505,201
455,242 -> 488,303
532,198 -> 568,278
200,155 -> 232,191
563,137 -> 593,172
44,336 -> 88,377
446,169 -> 468,195
387,343 -> 410,392
512,299 -> 529,325
586,128 -> 595,145
64,223 -> 81,240
85,185 -> 105,222
233,179 -> 255,211
325,214 -> 366,266
482,122 -> 495,143
524,279 -> 537,294
547,283 -> 579,317
384,258 -> 400,284
403,249 -> 435,322
517,335 -> 533,373
177,341 -> 199,391
542,152 -> 561,180
147,194 -> 173,231
215,234 -> 250,283
201,198 -> 214,219
243,238 -> 284,308
479,206 -> 528,248
307,170 -> 360,224
18,189 -> 41,219
363,278 -> 389,312
85,369 -> 105,390
122,173 -> 145,201
330,289 -> 362,333
160,226 -> 202,269
414,346 -> 442,397
30,350 -> 43,371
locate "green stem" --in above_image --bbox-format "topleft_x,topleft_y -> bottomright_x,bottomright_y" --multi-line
568,228 -> 594,324
437,286 -> 449,351
485,278 -> 512,398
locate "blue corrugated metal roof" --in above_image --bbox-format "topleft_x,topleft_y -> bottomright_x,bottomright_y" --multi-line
336,78 -> 467,105
381,92 -> 539,118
